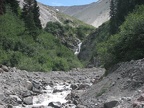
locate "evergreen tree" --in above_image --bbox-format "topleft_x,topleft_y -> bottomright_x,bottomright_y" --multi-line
33,0 -> 42,29
110,0 -> 117,34
110,0 -> 144,35
22,0 -> 41,39
5,0 -> 19,15
0,0 -> 4,15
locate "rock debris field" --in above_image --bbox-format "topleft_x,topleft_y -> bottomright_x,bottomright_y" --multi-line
1,58 -> 144,108
0,65 -> 104,108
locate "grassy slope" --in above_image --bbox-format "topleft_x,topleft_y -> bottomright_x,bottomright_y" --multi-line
0,8 -> 82,72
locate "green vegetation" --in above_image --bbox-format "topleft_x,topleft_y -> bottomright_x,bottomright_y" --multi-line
80,1 -> 144,71
45,21 -> 94,49
97,5 -> 144,68
0,2 -> 83,71
110,0 -> 144,34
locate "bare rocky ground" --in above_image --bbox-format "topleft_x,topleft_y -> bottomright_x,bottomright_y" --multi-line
0,58 -> 144,108
79,58 -> 144,108
0,65 -> 104,108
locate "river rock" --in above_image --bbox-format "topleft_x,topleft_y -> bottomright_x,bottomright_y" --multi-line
76,104 -> 87,108
32,81 -> 41,89
22,91 -> 32,97
23,96 -> 33,105
0,105 -> 5,108
104,100 -> 119,108
137,94 -> 144,102
0,68 -> 4,73
77,83 -> 90,90
10,95 -> 22,104
71,84 -> 78,90
3,97 -> 19,106
7,104 -> 13,108
48,102 -> 61,108
1,65 -> 9,72
26,80 -> 33,90
53,89 -> 62,93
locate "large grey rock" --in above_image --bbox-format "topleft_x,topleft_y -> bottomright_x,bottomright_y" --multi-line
32,81 -> 41,89
0,105 -> 5,108
1,65 -> 9,72
32,87 -> 42,93
22,91 -> 32,98
0,68 -> 4,73
23,96 -> 33,105
104,100 -> 119,108
7,104 -> 13,108
48,102 -> 61,108
76,104 -> 87,108
26,80 -> 33,90
77,83 -> 90,90
2,97 -> 19,106
10,95 -> 22,104
71,84 -> 78,90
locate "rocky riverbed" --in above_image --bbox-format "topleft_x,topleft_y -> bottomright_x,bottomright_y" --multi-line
0,65 -> 105,108
1,58 -> 144,108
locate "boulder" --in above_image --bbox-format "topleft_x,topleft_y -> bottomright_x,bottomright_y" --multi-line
53,89 -> 62,93
77,83 -> 90,90
0,105 -> 5,108
10,95 -> 22,104
32,81 -> 41,89
23,96 -> 33,105
0,68 -> 4,73
7,104 -> 13,108
76,104 -> 87,108
32,87 -> 42,93
71,84 -> 78,90
48,102 -> 61,108
104,100 -> 119,108
22,91 -> 32,98
2,97 -> 19,106
1,65 -> 9,72
137,94 -> 144,102
26,81 -> 33,90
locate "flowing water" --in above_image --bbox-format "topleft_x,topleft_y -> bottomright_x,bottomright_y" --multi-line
15,82 -> 75,108
74,42 -> 82,55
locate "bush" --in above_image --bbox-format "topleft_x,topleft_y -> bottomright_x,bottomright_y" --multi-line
97,5 -> 144,69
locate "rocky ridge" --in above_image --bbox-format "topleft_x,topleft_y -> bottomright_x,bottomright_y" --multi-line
18,0 -> 110,28
54,0 -> 110,28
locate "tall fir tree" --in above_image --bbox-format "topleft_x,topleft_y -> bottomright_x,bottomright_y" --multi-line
110,0 -> 117,34
0,0 -> 4,15
22,0 -> 41,39
110,0 -> 144,35
33,0 -> 42,29
5,0 -> 19,15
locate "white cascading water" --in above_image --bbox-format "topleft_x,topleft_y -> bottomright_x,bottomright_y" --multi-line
15,82 -> 76,108
74,40 -> 82,55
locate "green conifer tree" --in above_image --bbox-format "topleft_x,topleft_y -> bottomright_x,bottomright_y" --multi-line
0,0 -> 4,15
33,0 -> 42,29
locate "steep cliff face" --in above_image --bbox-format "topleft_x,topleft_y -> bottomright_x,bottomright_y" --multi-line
54,0 -> 110,28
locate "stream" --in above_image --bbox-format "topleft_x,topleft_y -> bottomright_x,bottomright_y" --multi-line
15,82 -> 76,108
74,40 -> 82,55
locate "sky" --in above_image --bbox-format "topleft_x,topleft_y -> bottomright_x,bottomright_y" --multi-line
37,0 -> 98,6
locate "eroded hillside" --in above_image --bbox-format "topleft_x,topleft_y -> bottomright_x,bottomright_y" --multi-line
54,0 -> 110,27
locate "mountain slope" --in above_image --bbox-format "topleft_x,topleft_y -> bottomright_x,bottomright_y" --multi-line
54,0 -> 110,27
17,0 -> 93,28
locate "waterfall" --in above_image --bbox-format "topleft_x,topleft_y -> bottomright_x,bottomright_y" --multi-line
74,40 -> 82,55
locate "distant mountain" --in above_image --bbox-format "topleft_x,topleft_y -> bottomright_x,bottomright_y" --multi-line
53,0 -> 110,27
17,0 -> 92,28
18,0 -> 110,28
